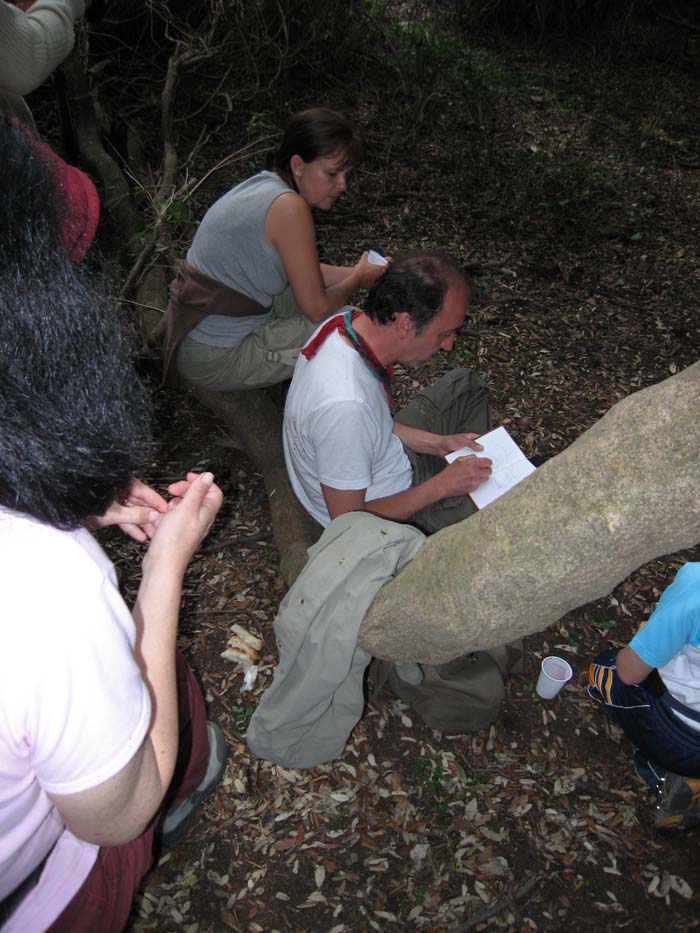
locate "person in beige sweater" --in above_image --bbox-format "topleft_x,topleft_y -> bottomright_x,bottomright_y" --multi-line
0,0 -> 84,134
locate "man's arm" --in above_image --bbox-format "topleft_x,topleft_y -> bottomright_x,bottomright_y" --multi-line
392,422 -> 484,457
321,454 -> 492,523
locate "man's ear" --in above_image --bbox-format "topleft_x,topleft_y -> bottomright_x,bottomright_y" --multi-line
395,312 -> 415,339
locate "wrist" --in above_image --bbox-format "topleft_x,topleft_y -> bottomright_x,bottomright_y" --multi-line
347,268 -> 363,295
135,558 -> 184,635
414,431 -> 443,457
142,546 -> 188,586
427,433 -> 446,456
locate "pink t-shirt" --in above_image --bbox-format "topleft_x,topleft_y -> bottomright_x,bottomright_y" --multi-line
0,510 -> 151,931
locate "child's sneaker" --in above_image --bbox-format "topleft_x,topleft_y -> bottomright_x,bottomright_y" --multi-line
632,750 -> 666,790
654,772 -> 700,830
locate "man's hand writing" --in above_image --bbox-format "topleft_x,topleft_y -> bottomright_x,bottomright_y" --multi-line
439,454 -> 492,495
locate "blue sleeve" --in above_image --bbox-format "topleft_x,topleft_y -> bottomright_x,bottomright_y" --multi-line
630,563 -> 700,667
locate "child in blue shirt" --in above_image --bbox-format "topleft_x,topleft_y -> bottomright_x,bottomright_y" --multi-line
588,563 -> 700,830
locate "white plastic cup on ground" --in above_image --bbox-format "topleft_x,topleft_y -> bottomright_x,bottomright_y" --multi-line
536,656 -> 573,699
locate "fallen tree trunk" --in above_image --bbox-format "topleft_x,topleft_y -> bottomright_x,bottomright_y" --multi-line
359,360 -> 700,662
192,386 -> 321,585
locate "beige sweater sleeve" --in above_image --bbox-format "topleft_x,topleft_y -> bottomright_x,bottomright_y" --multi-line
0,0 -> 85,97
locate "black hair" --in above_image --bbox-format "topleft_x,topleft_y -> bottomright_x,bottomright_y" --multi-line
274,108 -> 363,190
364,251 -> 471,333
0,120 -> 151,529
0,115 -> 64,264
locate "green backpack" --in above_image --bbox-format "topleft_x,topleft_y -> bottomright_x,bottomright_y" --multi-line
368,641 -> 523,733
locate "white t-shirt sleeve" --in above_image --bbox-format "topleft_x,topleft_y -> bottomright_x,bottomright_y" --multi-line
0,515 -> 153,922
310,400 -> 379,492
6,529 -> 151,797
31,608 -> 150,796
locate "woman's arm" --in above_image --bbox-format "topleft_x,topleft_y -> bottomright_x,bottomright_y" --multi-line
48,473 -> 222,846
321,254 -> 391,288
84,478 -> 168,542
320,263 -> 355,287
266,193 -> 385,323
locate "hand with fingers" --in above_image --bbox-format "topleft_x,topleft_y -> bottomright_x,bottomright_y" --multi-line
144,472 -> 223,576
85,478 -> 168,542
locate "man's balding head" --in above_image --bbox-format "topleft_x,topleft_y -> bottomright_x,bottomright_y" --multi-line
364,251 -> 471,334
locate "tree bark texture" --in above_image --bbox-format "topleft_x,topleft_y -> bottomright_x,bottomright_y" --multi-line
192,385 -> 321,586
359,360 -> 700,663
59,37 -> 143,251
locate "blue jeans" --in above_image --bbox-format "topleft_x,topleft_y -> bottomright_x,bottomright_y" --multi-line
588,647 -> 700,788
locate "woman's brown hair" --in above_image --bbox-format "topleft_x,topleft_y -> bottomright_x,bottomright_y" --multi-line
274,108 -> 363,190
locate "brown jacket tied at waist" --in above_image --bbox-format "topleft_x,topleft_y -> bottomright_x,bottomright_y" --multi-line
159,260 -> 269,386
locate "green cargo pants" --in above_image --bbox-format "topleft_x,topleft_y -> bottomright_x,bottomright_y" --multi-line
394,367 -> 492,534
175,287 -> 316,391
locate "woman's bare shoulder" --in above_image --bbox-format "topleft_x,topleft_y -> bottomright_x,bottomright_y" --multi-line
265,190 -> 314,246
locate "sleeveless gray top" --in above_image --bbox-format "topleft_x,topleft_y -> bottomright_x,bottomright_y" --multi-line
187,171 -> 291,346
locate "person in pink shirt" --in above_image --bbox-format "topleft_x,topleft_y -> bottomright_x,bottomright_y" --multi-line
0,117 -> 226,931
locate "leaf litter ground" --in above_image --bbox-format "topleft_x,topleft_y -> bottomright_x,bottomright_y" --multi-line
98,37 -> 700,933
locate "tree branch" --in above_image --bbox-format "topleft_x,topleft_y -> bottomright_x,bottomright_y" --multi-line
359,360 -> 700,662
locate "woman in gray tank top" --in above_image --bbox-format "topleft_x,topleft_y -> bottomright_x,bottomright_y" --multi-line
170,108 -> 387,391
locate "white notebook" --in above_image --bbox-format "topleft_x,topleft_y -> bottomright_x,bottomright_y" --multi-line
445,425 -> 536,509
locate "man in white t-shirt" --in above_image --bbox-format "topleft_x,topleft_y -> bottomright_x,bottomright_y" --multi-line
283,251 -> 494,533
282,252 -> 521,735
